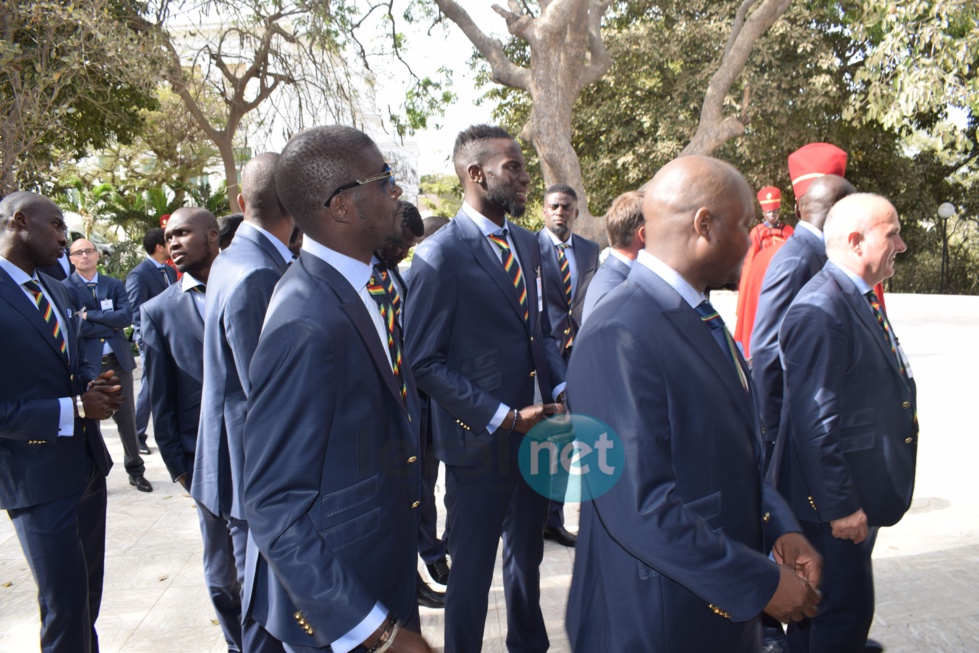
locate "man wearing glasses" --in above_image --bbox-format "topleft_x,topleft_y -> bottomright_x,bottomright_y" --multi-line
64,239 -> 152,493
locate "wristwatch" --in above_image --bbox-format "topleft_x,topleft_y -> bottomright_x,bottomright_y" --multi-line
75,395 -> 86,419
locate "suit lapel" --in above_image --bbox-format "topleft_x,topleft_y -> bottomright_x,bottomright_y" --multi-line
37,274 -> 73,369
178,287 -> 205,345
240,224 -> 289,275
828,265 -> 905,379
456,212 -> 528,327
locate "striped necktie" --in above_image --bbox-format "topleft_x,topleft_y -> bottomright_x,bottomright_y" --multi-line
556,243 -> 572,308
866,290 -> 905,376
375,265 -> 403,320
695,300 -> 748,391
86,282 -> 98,300
160,267 -> 171,287
487,230 -> 529,322
366,275 -> 407,402
23,279 -> 67,361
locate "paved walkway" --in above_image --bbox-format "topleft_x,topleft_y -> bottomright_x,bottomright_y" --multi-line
1,292 -> 977,652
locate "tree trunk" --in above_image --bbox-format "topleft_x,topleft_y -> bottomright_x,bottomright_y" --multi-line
216,134 -> 240,206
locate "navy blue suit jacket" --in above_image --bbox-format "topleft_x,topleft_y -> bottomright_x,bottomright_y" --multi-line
141,284 -> 205,483
241,252 -> 420,647
537,230 -> 599,350
193,223 -> 290,518
405,210 -> 567,466
565,263 -> 798,652
581,253 -> 631,323
125,258 -> 177,349
0,269 -> 112,510
774,263 -> 917,527
64,272 -> 136,373
750,226 -> 826,442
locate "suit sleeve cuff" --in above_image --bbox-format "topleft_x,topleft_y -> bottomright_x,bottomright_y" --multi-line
551,382 -> 567,402
330,602 -> 387,653
58,397 -> 75,436
486,403 -> 511,434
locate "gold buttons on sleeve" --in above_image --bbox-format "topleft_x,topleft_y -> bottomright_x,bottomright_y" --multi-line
455,419 -> 471,431
294,611 -> 315,636
708,603 -> 731,619
808,496 -> 818,512
762,512 -> 771,524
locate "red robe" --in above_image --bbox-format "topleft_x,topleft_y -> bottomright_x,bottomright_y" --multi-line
734,223 -> 794,359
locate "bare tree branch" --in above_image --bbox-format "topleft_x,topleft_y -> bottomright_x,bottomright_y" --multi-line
434,0 -> 530,91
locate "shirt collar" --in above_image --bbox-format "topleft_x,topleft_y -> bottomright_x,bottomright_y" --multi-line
0,254 -> 33,285
82,271 -> 99,284
147,256 -> 166,269
301,237 -> 373,293
827,260 -> 873,296
797,220 -> 824,241
463,202 -> 511,237
609,249 -> 635,268
181,272 -> 205,293
239,221 -> 293,266
544,228 -> 571,248
636,250 -> 705,309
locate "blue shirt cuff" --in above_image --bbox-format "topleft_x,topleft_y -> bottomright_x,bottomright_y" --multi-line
487,403 -> 511,434
331,602 -> 387,653
58,397 -> 75,436
552,382 -> 567,402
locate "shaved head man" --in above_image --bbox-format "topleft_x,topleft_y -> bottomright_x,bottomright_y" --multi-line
776,192 -> 915,653
565,156 -> 823,653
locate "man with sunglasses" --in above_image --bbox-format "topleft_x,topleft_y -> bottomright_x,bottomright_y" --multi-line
193,152 -> 295,651
405,125 -> 567,652
242,125 -> 432,652
64,239 -> 151,493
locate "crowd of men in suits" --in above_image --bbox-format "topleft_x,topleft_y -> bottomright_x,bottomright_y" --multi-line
0,123 -> 917,653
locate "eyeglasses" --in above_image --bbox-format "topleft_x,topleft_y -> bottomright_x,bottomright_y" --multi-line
69,248 -> 97,257
324,164 -> 396,207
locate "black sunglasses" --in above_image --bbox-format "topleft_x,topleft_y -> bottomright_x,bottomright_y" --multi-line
324,164 -> 396,207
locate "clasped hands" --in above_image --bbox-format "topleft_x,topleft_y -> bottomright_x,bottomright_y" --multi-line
81,371 -> 123,420
764,532 -> 823,623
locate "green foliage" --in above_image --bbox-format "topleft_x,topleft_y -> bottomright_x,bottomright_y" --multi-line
419,173 -> 463,217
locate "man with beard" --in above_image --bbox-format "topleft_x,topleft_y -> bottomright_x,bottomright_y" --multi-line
0,191 -> 119,653
141,208 -> 246,652
564,156 -> 822,652
242,125 -> 432,652
405,124 -> 567,652
193,152 -> 294,651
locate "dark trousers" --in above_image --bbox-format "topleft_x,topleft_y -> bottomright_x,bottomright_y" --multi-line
134,353 -> 151,445
787,520 -> 879,653
198,502 -> 243,652
443,460 -> 550,653
100,353 -> 144,476
226,514 -> 286,653
9,466 -> 107,653
417,398 -> 448,564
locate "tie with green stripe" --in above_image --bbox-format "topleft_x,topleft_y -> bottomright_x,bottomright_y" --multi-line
487,230 -> 529,323
556,243 -> 572,307
366,276 -> 407,403
23,279 -> 68,361
695,300 -> 748,392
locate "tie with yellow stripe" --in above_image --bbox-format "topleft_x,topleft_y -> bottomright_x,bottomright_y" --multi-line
695,300 -> 748,392
367,276 -> 407,402
23,279 -> 67,361
487,230 -> 529,322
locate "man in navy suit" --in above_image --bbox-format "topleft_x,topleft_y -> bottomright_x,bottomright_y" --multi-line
536,184 -> 599,548
565,156 -> 822,652
126,227 -> 177,454
142,207 -> 245,652
0,191 -> 121,653
405,124 -> 567,652
242,125 -> 432,652
581,190 -> 645,323
751,175 -> 855,471
776,194 -> 917,653
64,238 -> 152,492
193,152 -> 294,652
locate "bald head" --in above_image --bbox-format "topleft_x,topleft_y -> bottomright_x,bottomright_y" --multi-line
642,156 -> 754,292
824,193 -> 905,286
0,191 -> 67,272
239,153 -> 290,229
798,174 -> 856,231
69,238 -> 100,275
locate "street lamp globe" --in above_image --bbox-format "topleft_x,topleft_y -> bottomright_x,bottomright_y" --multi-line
938,202 -> 956,219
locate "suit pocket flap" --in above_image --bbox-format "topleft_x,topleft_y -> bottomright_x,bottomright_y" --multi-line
319,474 -> 378,520
840,432 -> 875,452
840,408 -> 873,429
319,506 -> 380,552
683,491 -> 722,526
461,350 -> 498,375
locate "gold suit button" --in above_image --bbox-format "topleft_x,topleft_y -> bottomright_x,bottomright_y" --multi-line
564,328 -> 571,334
411,501 -> 420,509
762,512 -> 771,524
529,370 -> 536,378
100,338 -> 105,343
902,401 -> 911,409
407,456 -> 417,463
905,437 -> 914,444
530,336 -> 534,342
70,374 -> 74,381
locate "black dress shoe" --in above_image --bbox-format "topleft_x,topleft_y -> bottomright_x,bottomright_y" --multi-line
138,444 -> 151,455
865,639 -> 884,653
129,475 -> 153,492
416,574 -> 445,609
426,556 -> 450,586
543,525 -> 577,547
